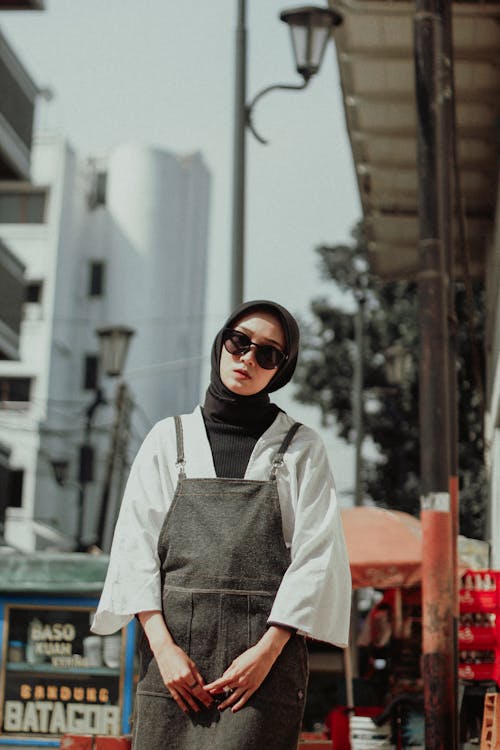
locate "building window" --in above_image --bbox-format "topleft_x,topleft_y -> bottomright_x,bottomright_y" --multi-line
0,189 -> 47,224
25,281 -> 43,303
95,171 -> 107,206
88,171 -> 108,209
0,377 -> 31,404
7,469 -> 23,508
83,354 -> 99,391
88,261 -> 105,297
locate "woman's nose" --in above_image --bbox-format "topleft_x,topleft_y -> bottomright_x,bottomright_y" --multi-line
240,347 -> 257,366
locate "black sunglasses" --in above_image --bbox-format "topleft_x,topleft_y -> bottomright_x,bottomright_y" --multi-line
222,328 -> 287,370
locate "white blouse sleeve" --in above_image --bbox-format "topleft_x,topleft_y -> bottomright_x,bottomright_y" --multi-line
91,422 -> 174,635
268,429 -> 352,647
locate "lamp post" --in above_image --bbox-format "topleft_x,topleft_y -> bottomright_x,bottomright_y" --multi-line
95,324 -> 135,551
230,3 -> 343,309
50,387 -> 106,551
47,326 -> 134,552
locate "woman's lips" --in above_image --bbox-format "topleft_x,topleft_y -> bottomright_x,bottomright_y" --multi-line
234,368 -> 251,380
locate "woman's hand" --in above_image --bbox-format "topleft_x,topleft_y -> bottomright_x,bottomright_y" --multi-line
205,625 -> 291,712
155,641 -> 213,713
138,610 -> 213,714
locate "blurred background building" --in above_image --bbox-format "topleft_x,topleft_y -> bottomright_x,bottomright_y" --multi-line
0,6 -> 211,552
0,134 -> 210,553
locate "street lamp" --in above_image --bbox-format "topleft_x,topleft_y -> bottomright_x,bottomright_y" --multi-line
231,3 -> 343,308
280,6 -> 343,80
96,325 -> 135,378
94,324 -> 136,552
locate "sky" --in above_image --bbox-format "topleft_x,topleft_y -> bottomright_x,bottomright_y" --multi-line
1,0 -> 362,500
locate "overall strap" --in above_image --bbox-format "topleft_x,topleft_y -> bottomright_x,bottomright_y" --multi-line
173,415 -> 187,479
269,422 -> 302,480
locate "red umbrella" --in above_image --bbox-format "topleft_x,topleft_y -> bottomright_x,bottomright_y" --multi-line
340,506 -> 422,589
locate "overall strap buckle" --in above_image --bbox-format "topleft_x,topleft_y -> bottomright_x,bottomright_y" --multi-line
174,416 -> 187,479
269,422 -> 302,480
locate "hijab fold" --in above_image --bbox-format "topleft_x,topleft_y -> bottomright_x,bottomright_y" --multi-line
203,300 -> 300,429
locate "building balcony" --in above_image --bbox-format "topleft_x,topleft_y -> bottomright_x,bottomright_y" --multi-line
0,238 -> 25,360
0,28 -> 38,179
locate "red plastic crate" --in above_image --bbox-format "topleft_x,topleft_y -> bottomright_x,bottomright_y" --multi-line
325,706 -> 383,750
460,570 -> 500,612
95,738 -> 131,750
60,737 -> 93,750
459,626 -> 498,649
458,662 -> 496,681
460,589 -> 497,612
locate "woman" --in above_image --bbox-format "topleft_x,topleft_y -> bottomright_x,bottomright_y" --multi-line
92,300 -> 351,750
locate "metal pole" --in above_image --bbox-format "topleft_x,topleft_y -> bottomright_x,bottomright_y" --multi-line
76,388 -> 104,551
96,382 -> 127,550
76,480 -> 86,550
353,296 -> 365,507
414,0 -> 457,746
230,0 -> 247,310
439,0 -> 460,737
348,294 -> 365,691
106,391 -> 133,551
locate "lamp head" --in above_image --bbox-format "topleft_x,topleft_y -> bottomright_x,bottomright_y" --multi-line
95,325 -> 135,378
280,5 -> 343,81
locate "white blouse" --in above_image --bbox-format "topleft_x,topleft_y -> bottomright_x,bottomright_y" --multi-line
91,406 -> 352,647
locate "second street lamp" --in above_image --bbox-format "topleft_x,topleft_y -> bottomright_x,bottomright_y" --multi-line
95,325 -> 135,377
94,324 -> 135,551
231,3 -> 343,309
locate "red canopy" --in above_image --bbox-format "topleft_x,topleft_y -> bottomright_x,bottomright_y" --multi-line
340,506 -> 422,589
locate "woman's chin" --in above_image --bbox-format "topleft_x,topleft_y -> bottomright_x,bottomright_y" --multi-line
224,377 -> 257,396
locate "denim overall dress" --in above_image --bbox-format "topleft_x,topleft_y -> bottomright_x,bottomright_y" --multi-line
132,416 -> 309,750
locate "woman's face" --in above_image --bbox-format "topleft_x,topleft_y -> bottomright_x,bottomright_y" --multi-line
219,310 -> 286,396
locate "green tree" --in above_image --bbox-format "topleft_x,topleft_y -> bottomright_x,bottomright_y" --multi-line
294,222 -> 486,538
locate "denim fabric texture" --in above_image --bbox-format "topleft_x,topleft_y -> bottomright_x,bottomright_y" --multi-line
133,418 -> 307,750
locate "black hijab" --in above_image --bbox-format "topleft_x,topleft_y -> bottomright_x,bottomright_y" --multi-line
203,300 -> 300,429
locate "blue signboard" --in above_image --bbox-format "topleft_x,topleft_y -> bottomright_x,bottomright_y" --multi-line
0,595 -> 136,746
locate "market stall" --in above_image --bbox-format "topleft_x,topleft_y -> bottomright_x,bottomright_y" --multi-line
335,507 -> 495,748
0,553 -> 136,748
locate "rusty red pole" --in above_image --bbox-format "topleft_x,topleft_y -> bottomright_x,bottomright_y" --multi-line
414,0 -> 457,746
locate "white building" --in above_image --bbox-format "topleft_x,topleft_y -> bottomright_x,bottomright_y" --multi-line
0,134 -> 210,552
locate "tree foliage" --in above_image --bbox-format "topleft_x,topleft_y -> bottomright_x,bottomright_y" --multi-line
294,222 -> 487,538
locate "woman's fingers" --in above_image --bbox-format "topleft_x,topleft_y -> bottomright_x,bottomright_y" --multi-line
192,667 -> 206,686
230,692 -> 251,712
205,674 -> 234,693
178,685 -> 203,713
217,686 -> 250,712
157,644 -> 214,713
190,683 -> 214,709
169,687 -> 190,713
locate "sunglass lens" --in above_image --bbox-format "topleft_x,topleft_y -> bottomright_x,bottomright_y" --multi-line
223,330 -> 250,355
256,346 -> 284,370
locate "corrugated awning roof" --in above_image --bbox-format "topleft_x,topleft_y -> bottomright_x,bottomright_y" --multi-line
0,552 -> 109,593
330,0 -> 500,279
